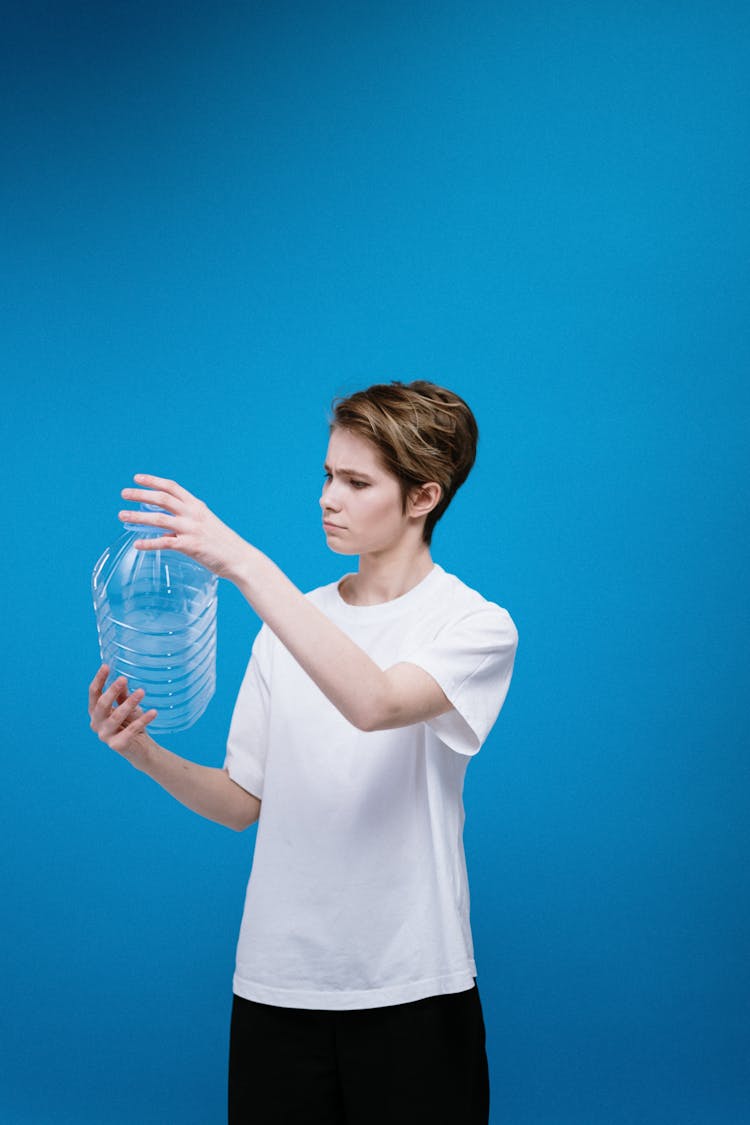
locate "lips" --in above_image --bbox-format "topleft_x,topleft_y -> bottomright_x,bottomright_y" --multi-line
323,520 -> 345,531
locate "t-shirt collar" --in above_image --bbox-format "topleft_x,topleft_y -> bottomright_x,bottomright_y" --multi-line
332,563 -> 444,621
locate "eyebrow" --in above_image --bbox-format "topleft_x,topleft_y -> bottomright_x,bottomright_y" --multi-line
323,463 -> 375,481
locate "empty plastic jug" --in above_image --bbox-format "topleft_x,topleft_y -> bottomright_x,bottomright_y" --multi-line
92,504 -> 218,732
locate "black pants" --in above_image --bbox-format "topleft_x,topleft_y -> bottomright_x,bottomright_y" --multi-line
228,983 -> 490,1124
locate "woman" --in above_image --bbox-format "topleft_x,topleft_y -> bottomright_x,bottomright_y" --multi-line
88,380 -> 518,1124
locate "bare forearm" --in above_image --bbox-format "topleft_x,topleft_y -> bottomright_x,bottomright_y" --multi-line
136,736 -> 260,831
231,546 -> 388,730
116,477 -> 450,732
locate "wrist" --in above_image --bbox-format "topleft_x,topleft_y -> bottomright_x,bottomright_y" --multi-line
131,731 -> 160,774
226,538 -> 265,591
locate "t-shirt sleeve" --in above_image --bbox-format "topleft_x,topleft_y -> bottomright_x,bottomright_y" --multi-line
405,603 -> 518,757
223,625 -> 272,799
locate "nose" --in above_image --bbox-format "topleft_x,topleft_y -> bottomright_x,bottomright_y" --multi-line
320,479 -> 341,513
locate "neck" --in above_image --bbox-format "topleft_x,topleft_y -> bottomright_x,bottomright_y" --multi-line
341,543 -> 434,606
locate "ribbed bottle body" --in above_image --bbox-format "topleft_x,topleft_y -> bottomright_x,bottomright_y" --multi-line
92,529 -> 218,732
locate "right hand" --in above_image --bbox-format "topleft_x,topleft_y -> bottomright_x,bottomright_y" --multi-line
88,664 -> 157,763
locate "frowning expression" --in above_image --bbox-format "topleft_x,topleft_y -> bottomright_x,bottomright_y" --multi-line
320,428 -> 410,556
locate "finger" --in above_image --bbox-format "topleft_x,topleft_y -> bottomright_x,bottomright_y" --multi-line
131,535 -> 181,552
113,680 -> 130,707
108,711 -> 157,756
98,687 -> 146,738
92,676 -> 128,724
88,664 -> 110,712
109,708 -> 158,751
130,706 -> 157,731
118,507 -> 179,530
120,487 -> 183,512
133,474 -> 193,502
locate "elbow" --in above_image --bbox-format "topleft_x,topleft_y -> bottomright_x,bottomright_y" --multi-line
222,768 -> 261,830
231,796 -> 261,832
354,712 -> 379,734
350,691 -> 393,734
338,667 -> 400,733
231,810 -> 258,832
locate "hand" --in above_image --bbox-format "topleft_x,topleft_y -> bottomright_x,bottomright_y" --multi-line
119,474 -> 249,580
88,664 -> 157,764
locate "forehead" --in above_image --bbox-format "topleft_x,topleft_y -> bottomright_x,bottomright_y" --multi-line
325,427 -> 386,473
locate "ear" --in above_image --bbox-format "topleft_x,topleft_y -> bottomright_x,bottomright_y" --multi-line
407,482 -> 442,519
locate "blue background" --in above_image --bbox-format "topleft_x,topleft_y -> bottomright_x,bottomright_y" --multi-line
2,2 -> 748,1122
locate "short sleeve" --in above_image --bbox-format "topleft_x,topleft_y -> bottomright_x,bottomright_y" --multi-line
405,604 -> 518,756
223,625 -> 272,798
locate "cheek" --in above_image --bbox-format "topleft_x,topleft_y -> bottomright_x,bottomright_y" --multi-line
364,491 -> 403,526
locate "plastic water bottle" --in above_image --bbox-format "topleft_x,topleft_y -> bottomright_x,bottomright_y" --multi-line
92,504 -> 218,733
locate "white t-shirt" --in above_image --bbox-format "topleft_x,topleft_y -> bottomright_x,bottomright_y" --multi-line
224,563 -> 518,1011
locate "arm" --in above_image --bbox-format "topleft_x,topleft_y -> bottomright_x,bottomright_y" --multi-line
119,477 -> 453,733
232,551 -> 451,731
88,666 -> 261,831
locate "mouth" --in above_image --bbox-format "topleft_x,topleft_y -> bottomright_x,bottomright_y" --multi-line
323,520 -> 344,531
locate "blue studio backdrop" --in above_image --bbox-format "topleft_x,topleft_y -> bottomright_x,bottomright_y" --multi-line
1,3 -> 748,1123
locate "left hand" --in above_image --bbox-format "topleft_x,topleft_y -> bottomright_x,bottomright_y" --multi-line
119,474 -> 249,580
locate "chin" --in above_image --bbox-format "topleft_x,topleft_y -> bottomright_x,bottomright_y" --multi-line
326,542 -> 359,556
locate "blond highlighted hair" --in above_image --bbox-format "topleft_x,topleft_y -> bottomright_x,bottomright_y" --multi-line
330,380 -> 478,544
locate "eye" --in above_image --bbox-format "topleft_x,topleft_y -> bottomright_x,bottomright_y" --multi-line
323,472 -> 332,483
350,480 -> 369,490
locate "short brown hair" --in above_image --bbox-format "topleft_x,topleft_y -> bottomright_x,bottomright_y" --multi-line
330,380 -> 478,544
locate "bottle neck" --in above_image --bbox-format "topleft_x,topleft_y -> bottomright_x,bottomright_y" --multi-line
122,502 -> 171,535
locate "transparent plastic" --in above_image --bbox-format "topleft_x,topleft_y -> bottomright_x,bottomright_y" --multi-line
92,505 -> 218,732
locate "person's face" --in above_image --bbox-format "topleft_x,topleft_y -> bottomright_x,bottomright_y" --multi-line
320,427 -> 411,556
